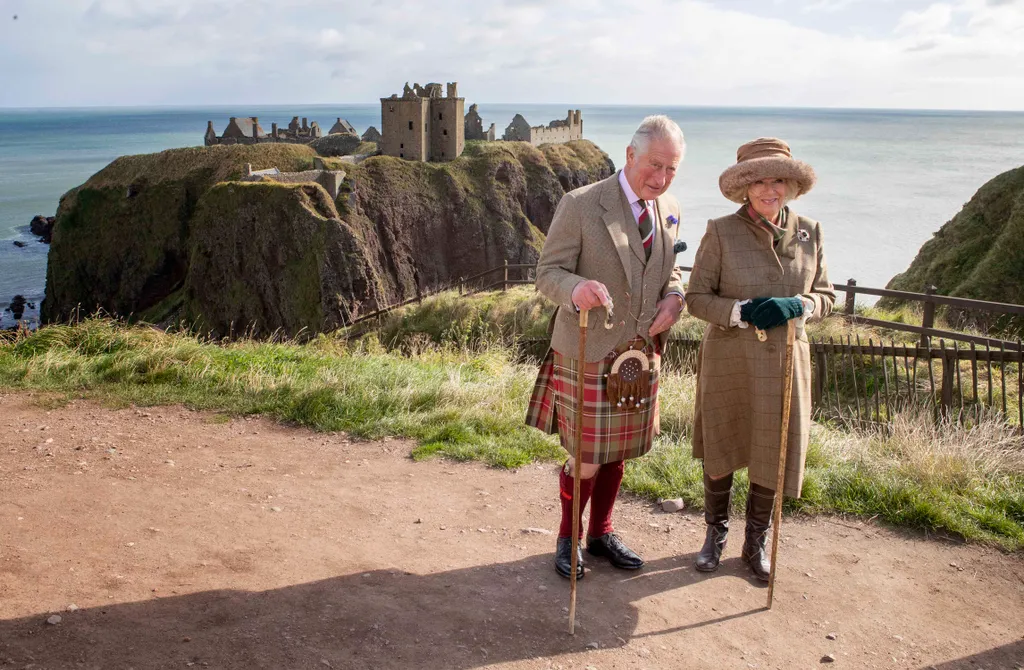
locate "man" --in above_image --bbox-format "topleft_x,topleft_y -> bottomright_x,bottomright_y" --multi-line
525,115 -> 686,579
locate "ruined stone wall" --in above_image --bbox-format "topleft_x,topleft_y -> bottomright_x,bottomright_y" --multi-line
529,110 -> 583,146
242,169 -> 346,200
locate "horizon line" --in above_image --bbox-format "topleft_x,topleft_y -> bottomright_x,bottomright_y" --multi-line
2,102 -> 1024,115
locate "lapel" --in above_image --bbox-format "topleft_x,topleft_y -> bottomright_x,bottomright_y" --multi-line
651,196 -> 669,278
737,206 -> 784,273
600,172 -> 641,280
775,208 -> 798,260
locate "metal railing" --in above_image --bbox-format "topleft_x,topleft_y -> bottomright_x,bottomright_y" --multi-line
811,336 -> 1023,428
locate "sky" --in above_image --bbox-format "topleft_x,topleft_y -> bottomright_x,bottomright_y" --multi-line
1,0 -> 1023,110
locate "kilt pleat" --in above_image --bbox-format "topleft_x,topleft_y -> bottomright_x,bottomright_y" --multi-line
525,341 -> 660,465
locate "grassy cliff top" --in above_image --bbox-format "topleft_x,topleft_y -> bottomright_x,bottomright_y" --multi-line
886,165 -> 1024,307
80,143 -> 319,189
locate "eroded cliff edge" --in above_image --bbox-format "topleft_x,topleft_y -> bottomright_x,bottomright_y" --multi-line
41,140 -> 614,337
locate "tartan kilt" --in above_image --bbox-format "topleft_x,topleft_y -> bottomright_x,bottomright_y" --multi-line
524,339 -> 661,464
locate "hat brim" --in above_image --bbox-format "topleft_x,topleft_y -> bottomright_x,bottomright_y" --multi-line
719,156 -> 816,204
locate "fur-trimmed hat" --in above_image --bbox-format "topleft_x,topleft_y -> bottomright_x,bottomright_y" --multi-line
718,137 -> 816,204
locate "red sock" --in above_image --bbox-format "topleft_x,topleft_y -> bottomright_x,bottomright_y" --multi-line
557,464 -> 595,539
587,460 -> 624,539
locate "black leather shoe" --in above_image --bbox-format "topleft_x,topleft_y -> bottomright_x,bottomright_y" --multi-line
586,532 -> 644,570
554,536 -> 584,579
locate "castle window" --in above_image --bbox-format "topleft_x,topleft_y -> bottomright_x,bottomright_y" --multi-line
443,129 -> 448,136
409,121 -> 413,130
439,112 -> 443,120
400,153 -> 404,158
389,106 -> 394,112
400,143 -> 404,149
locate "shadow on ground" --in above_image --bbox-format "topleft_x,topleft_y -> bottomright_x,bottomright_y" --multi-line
925,639 -> 1024,670
0,553 -> 771,669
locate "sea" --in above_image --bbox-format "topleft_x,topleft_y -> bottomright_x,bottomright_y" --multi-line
3,104 -> 1024,329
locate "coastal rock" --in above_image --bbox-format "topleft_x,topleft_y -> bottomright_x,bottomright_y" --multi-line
4,295 -> 27,321
12,240 -> 27,248
41,140 -> 614,337
30,214 -> 55,243
882,164 -> 1024,333
184,181 -> 381,336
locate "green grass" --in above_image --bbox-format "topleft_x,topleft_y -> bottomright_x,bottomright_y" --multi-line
2,317 -> 1022,550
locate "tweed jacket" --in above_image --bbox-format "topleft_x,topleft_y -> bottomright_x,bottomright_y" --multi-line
685,207 -> 835,498
535,172 -> 685,362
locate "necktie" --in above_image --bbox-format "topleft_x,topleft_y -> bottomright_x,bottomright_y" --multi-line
638,200 -> 654,260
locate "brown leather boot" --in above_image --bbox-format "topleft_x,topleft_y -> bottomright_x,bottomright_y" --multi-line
694,471 -> 732,572
741,483 -> 775,582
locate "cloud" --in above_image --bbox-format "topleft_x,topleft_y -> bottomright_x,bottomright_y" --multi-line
0,0 -> 1022,109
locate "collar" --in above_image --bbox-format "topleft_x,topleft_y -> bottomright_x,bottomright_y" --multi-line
617,169 -> 644,207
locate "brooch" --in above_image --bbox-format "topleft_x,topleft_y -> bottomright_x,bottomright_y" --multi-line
796,228 -> 810,242
667,215 -> 679,227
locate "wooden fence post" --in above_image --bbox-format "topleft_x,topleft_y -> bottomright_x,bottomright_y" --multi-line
812,345 -> 826,407
503,260 -> 509,292
939,340 -> 954,420
845,279 -> 857,316
920,284 -> 937,347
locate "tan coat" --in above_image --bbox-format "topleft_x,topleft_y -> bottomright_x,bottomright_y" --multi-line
536,172 -> 685,361
684,207 -> 835,497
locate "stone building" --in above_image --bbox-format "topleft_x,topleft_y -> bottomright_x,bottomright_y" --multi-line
464,104 -> 496,141
204,116 -> 322,146
380,82 -> 464,161
361,126 -> 382,143
502,110 -> 583,146
329,118 -> 357,135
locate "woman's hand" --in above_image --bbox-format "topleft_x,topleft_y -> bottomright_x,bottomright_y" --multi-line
744,297 -> 805,330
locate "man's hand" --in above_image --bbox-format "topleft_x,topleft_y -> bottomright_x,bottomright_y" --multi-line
571,280 -> 612,311
649,294 -> 684,337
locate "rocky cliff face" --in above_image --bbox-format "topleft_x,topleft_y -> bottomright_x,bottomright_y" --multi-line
41,140 -> 614,337
883,165 -> 1024,328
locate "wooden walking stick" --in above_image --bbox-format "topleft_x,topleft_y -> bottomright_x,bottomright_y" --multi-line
568,308 -> 589,635
767,320 -> 797,610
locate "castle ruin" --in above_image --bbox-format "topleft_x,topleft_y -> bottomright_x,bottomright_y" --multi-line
501,110 -> 583,146
205,116 -> 322,146
240,159 -> 346,200
380,82 -> 464,161
464,104 -> 496,141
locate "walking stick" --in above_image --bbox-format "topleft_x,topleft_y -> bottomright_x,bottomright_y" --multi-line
568,308 -> 589,635
767,320 -> 797,610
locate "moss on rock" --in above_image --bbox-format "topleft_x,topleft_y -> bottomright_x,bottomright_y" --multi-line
882,165 -> 1024,333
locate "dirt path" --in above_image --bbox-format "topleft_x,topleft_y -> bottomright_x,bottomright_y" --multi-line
1,392 -> 1022,670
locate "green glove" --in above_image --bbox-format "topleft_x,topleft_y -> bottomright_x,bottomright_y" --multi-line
739,297 -> 770,325
749,297 -> 804,330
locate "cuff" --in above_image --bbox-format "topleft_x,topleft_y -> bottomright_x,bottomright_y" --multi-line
730,299 -> 750,329
800,296 -> 815,320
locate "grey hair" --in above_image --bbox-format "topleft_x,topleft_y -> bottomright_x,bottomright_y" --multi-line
629,115 -> 686,158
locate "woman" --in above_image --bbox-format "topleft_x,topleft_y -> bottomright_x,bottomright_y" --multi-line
684,137 -> 835,581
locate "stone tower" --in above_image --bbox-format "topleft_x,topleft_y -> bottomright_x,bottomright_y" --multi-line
380,81 -> 465,161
